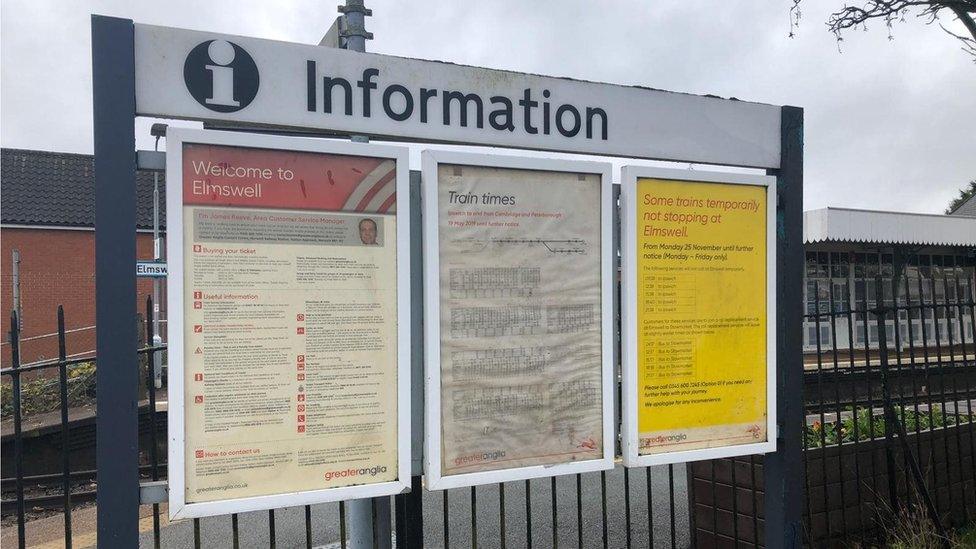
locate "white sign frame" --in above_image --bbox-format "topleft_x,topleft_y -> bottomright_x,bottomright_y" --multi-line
166,128 -> 412,519
620,165 -> 777,467
421,150 -> 615,490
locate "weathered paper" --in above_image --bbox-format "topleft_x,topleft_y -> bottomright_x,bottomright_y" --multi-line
436,164 -> 604,475
179,144 -> 399,503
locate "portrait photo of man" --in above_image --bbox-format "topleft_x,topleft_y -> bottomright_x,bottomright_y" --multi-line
359,217 -> 378,245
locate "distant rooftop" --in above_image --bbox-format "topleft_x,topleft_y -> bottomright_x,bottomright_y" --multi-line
1,148 -> 164,230
804,207 -> 976,247
948,192 -> 976,218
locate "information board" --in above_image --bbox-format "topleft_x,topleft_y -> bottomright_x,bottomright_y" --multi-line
166,129 -> 410,519
621,166 -> 776,467
422,151 -> 614,489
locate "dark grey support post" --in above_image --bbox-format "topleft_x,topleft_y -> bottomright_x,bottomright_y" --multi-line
393,172 -> 425,548
91,15 -> 139,548
764,105 -> 805,547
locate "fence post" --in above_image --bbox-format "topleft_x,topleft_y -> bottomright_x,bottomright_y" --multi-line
57,306 -> 73,548
874,279 -> 901,513
10,312 -> 26,549
91,15 -> 139,548
392,171 -> 426,548
763,105 -> 805,547
874,277 -> 949,544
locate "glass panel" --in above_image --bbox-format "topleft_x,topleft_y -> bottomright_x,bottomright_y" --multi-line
881,254 -> 894,277
866,254 -> 880,278
833,282 -> 848,311
832,253 -> 850,278
806,251 -> 818,277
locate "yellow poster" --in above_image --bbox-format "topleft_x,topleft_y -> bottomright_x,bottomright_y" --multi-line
635,177 -> 767,455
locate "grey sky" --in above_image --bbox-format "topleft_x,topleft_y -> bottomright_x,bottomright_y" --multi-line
2,0 -> 974,213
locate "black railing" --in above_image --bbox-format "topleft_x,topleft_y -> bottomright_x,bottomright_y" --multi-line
686,272 -> 975,547
800,273 -> 975,546
6,274 -> 973,548
3,297 -> 694,549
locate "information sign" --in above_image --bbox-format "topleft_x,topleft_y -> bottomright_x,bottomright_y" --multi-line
422,151 -> 614,489
621,166 -> 776,466
166,128 -> 411,518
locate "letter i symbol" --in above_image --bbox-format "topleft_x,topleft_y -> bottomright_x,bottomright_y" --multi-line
206,40 -> 239,107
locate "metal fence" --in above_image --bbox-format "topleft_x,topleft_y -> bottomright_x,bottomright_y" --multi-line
687,271 -> 976,547
2,297 -> 698,548
8,270 -> 973,547
801,272 -> 976,545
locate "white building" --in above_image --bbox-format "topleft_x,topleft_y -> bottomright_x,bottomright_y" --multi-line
802,199 -> 976,352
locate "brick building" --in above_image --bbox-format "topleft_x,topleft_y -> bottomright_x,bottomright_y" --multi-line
1,148 -> 166,366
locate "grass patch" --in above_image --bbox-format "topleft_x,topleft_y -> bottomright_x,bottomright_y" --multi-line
0,362 -> 96,419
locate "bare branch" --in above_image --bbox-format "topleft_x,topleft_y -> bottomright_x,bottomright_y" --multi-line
792,0 -> 976,59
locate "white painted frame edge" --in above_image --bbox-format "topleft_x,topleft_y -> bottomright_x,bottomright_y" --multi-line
166,128 -> 412,519
421,150 -> 616,490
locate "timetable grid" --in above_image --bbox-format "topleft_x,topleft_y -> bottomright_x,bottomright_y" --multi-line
546,304 -> 595,334
449,306 -> 542,338
450,346 -> 552,381
449,267 -> 541,299
451,381 -> 601,422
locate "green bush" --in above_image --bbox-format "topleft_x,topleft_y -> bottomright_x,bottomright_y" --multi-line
807,405 -> 974,449
0,362 -> 97,419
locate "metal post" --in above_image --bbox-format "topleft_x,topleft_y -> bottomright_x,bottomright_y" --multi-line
11,250 -> 22,328
91,15 -> 139,548
338,0 -> 372,54
336,2 -> 390,547
393,172 -> 426,548
763,105 -> 804,547
151,124 -> 167,389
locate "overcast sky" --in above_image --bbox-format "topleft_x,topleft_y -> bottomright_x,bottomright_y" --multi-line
2,0 -> 974,214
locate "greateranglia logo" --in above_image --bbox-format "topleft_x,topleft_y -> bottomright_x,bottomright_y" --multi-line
184,40 -> 259,113
324,465 -> 388,482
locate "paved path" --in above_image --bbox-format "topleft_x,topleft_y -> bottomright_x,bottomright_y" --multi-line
151,464 -> 691,548
4,465 -> 690,548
